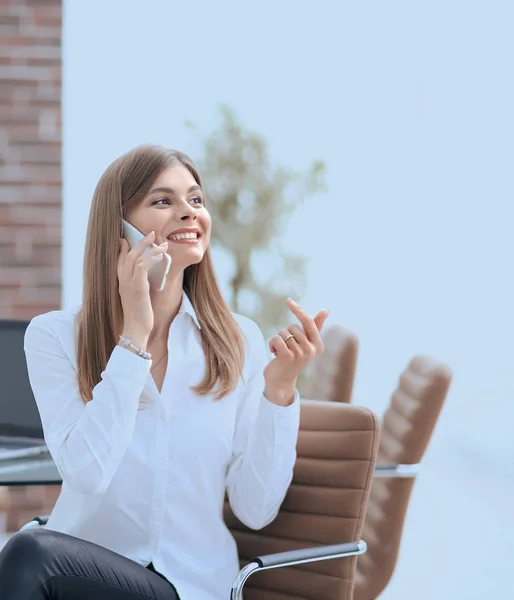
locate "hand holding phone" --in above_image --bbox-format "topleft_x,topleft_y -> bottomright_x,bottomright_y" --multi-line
117,223 -> 171,347
122,220 -> 172,292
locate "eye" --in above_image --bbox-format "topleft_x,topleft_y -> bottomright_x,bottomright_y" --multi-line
190,196 -> 204,205
152,198 -> 170,206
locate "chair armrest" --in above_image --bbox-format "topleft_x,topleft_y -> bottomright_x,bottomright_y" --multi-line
19,515 -> 50,531
231,541 -> 366,599
252,540 -> 366,568
373,463 -> 420,478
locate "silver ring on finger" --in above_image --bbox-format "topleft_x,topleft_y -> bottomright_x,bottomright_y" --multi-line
283,333 -> 296,343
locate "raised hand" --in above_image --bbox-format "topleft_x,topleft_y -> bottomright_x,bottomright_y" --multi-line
264,298 -> 329,406
117,231 -> 168,349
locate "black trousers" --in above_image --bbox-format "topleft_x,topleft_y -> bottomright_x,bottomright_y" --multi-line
0,528 -> 180,599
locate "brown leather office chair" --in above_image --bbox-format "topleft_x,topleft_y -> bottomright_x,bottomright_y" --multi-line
226,399 -> 380,600
353,355 -> 452,600
301,325 -> 358,404
21,400 -> 380,599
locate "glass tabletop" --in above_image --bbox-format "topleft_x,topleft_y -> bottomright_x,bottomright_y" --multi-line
0,453 -> 61,486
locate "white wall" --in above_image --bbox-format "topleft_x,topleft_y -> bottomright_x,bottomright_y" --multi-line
63,1 -> 514,597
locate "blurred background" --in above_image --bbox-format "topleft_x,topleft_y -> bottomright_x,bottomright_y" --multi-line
1,0 -> 513,597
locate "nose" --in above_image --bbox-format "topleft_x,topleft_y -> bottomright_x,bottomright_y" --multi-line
178,203 -> 197,221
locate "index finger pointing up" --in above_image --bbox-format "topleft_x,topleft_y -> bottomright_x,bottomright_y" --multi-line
286,298 -> 320,342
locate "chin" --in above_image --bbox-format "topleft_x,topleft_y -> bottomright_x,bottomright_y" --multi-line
191,252 -> 206,265
177,251 -> 205,269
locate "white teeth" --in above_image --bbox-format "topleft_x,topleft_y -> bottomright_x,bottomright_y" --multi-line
170,232 -> 198,241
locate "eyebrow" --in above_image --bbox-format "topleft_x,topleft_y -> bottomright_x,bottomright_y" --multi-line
148,185 -> 202,196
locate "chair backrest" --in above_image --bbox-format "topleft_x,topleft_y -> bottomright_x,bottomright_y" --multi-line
354,355 -> 452,600
225,399 -> 380,600
301,325 -> 359,403
0,319 -> 44,438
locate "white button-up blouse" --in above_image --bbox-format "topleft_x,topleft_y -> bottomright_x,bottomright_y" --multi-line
23,292 -> 300,600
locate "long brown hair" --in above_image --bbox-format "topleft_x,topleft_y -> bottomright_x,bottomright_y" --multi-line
77,144 -> 245,402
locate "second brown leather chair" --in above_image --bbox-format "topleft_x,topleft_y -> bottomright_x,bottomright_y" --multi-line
353,355 -> 452,600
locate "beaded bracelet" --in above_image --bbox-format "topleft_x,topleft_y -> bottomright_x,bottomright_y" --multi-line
118,335 -> 152,361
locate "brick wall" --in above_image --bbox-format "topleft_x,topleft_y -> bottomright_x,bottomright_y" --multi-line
0,0 -> 62,318
0,0 -> 62,531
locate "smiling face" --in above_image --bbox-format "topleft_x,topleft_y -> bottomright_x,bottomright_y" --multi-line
125,162 -> 212,271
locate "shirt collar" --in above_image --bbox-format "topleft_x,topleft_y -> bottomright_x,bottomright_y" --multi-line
179,291 -> 201,329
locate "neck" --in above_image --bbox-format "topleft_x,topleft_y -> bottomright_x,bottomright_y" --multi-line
148,270 -> 185,342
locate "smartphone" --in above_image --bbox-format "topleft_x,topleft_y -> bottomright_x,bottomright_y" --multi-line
122,220 -> 172,292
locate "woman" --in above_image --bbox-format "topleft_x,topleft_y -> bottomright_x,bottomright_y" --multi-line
0,145 -> 328,600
